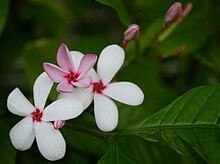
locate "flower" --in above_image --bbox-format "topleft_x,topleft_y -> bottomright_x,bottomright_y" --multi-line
165,2 -> 183,24
122,24 -> 140,48
43,43 -> 97,93
7,72 -> 84,161
59,45 -> 144,132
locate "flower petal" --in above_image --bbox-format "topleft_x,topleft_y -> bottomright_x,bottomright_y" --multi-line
34,72 -> 53,111
9,117 -> 35,151
70,51 -> 99,82
57,79 -> 74,93
73,76 -> 91,87
77,54 -> 97,78
58,87 -> 93,110
88,68 -> 99,82
94,94 -> 118,132
7,88 -> 35,116
103,82 -> 144,106
42,99 -> 83,121
43,63 -> 68,83
70,51 -> 84,70
57,43 -> 75,72
97,45 -> 125,84
34,122 -> 65,161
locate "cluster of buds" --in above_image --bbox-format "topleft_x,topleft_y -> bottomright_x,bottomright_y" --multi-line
164,2 -> 193,27
122,24 -> 140,48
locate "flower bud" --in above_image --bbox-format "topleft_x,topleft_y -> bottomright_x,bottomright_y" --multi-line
123,24 -> 139,48
54,120 -> 66,130
183,2 -> 193,18
165,2 -> 183,24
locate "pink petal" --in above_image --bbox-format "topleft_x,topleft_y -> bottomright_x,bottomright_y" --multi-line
94,94 -> 118,132
70,51 -> 84,70
73,76 -> 92,88
54,120 -> 66,130
97,45 -> 125,84
77,54 -> 97,79
43,63 -> 68,83
57,43 -> 75,72
57,79 -> 74,93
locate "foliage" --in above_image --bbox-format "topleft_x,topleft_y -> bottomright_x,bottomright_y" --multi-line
0,0 -> 220,163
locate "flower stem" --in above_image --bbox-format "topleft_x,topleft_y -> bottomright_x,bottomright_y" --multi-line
66,123 -> 115,142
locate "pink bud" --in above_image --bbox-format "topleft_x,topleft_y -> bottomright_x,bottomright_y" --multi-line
123,24 -> 139,48
183,2 -> 193,18
165,2 -> 183,24
54,120 -> 66,130
124,24 -> 139,41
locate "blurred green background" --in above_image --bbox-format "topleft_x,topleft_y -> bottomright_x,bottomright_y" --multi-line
0,0 -> 220,163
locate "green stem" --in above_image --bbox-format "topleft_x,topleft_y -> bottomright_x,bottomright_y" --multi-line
66,123 -> 115,142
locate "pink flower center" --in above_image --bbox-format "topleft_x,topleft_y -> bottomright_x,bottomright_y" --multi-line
31,108 -> 43,122
92,81 -> 106,94
66,72 -> 79,83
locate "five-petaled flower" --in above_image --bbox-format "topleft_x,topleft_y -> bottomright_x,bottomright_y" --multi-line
59,45 -> 144,132
7,72 -> 84,161
43,43 -> 97,93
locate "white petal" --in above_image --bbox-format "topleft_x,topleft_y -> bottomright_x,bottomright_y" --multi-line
88,68 -> 99,82
9,117 -> 35,151
34,72 -> 53,111
42,99 -> 84,121
97,45 -> 125,84
7,88 -> 35,116
70,51 -> 84,70
103,82 -> 144,106
58,87 -> 94,110
34,122 -> 65,161
94,94 -> 118,132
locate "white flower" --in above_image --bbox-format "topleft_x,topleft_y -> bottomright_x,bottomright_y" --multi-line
59,45 -> 144,132
7,72 -> 84,161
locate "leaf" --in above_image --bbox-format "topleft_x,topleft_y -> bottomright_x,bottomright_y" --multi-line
0,0 -> 10,36
117,135 -> 188,164
98,143 -> 135,164
96,0 -> 130,26
120,85 -> 220,163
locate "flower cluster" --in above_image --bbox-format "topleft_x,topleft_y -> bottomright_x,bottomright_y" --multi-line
7,43 -> 144,160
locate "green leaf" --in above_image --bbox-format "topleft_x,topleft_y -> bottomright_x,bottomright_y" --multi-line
0,0 -> 10,35
117,135 -> 187,164
98,143 -> 135,164
96,0 -> 130,26
120,85 -> 220,163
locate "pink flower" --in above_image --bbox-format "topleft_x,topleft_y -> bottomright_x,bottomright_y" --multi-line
43,43 -> 97,93
165,2 -> 183,24
122,24 -> 140,48
7,73 -> 84,161
59,45 -> 144,132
